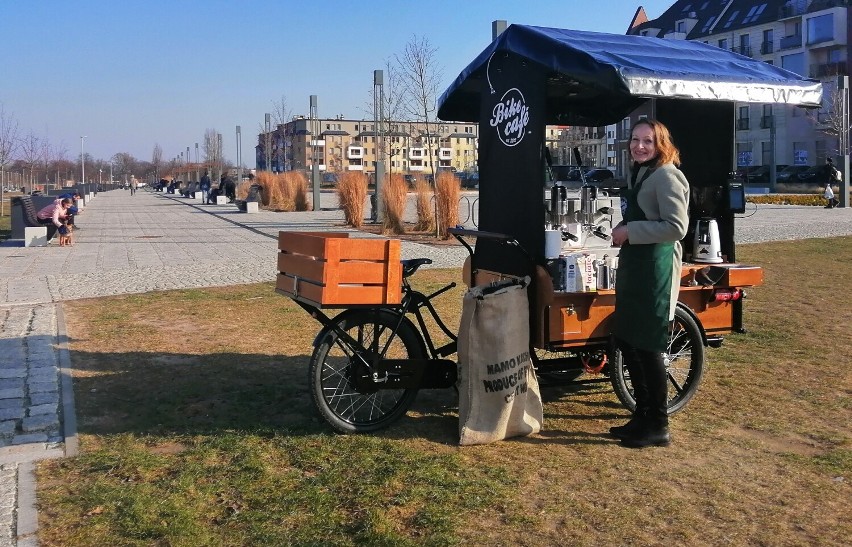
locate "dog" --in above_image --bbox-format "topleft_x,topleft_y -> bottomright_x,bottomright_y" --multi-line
59,222 -> 74,247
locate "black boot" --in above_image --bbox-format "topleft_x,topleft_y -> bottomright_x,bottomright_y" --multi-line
619,347 -> 670,448
619,421 -> 671,448
609,411 -> 645,440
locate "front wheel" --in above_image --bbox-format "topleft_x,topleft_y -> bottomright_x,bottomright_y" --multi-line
610,306 -> 705,415
309,309 -> 425,433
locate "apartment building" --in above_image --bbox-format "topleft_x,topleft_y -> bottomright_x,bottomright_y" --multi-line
256,117 -> 478,176
621,0 -> 849,173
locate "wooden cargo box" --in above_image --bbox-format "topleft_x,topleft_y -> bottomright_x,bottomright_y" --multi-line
276,231 -> 402,307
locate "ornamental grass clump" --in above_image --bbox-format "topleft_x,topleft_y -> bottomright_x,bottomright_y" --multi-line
382,173 -> 408,234
414,176 -> 434,233
254,172 -> 292,211
435,171 -> 460,238
337,172 -> 368,227
286,171 -> 311,211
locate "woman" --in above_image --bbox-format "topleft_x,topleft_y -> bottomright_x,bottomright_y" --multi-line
610,119 -> 690,448
36,197 -> 73,242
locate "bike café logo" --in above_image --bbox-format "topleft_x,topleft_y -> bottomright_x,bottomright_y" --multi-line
489,88 -> 530,147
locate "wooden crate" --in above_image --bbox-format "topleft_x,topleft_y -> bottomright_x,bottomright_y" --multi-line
275,231 -> 402,307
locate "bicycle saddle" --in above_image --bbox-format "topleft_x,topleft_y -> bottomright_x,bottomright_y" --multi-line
401,258 -> 432,278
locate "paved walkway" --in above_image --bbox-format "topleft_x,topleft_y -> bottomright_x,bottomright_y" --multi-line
0,188 -> 850,545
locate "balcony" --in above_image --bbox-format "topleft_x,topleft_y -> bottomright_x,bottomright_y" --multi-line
408,147 -> 426,160
760,41 -> 774,54
347,164 -> 364,171
737,118 -> 750,130
779,34 -> 803,50
732,46 -> 753,57
810,62 -> 849,78
347,146 -> 364,159
438,147 -> 452,160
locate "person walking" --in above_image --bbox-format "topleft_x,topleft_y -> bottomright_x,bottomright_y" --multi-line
823,158 -> 840,208
130,177 -> 138,196
199,171 -> 211,204
609,119 -> 690,449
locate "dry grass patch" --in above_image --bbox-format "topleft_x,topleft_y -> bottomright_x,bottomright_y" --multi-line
435,171 -> 460,238
414,176 -> 435,233
382,173 -> 408,234
337,171 -> 368,227
37,238 -> 852,545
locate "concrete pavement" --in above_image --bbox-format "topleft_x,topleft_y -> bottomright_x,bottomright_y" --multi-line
0,188 -> 850,545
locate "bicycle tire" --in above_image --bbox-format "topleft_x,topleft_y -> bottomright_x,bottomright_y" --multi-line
309,309 -> 425,433
610,305 -> 705,415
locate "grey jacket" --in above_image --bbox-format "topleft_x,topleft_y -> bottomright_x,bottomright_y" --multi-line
627,162 -> 690,319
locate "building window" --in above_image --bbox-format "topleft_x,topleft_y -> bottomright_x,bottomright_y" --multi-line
737,142 -> 753,166
807,14 -> 834,45
762,29 -> 774,54
781,53 -> 805,77
793,142 -> 807,165
718,38 -> 728,50
761,141 -> 772,165
737,106 -> 750,130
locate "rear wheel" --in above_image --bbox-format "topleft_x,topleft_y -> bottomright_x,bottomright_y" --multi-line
309,310 -> 424,433
610,306 -> 705,414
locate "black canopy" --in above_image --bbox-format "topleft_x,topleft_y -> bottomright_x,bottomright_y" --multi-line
438,25 -> 822,126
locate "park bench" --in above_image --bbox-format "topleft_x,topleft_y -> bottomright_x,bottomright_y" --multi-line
236,184 -> 263,213
180,181 -> 198,198
11,195 -> 50,246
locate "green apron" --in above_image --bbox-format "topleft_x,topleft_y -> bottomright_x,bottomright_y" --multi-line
613,168 -> 674,353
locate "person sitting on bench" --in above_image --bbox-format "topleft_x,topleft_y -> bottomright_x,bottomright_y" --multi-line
36,198 -> 73,242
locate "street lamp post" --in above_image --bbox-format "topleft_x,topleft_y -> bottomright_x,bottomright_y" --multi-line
236,125 -> 242,191
80,136 -> 87,187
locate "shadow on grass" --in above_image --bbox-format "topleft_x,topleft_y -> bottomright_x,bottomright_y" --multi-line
66,342 -> 622,446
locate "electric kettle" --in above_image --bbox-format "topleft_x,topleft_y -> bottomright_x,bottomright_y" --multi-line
693,218 -> 723,264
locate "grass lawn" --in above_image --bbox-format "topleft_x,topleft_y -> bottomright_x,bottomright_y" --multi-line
38,237 -> 851,546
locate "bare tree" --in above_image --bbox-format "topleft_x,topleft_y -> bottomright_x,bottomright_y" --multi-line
111,152 -> 136,183
0,104 -> 20,215
152,143 -> 163,181
0,104 -> 20,180
18,131 -> 43,193
812,82 -> 850,156
396,35 -> 443,182
270,95 -> 293,126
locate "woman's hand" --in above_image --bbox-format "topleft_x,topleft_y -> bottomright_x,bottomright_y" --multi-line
612,224 -> 629,247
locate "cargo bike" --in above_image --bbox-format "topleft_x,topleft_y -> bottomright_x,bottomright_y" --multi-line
276,25 -> 822,433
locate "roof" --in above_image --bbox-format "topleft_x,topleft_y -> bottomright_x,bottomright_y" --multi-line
630,0 -> 788,40
437,24 -> 822,126
321,130 -> 350,136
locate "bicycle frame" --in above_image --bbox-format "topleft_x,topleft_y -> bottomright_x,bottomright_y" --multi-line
294,276 -> 460,390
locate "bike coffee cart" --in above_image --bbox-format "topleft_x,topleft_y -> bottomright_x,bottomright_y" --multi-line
277,25 -> 822,433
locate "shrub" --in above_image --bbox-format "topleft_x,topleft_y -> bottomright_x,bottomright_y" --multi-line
254,172 -> 292,211
414,177 -> 434,233
435,172 -> 460,239
382,173 -> 408,234
337,172 -> 368,227
747,190 -> 849,207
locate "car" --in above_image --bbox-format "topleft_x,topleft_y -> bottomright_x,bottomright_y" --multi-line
550,165 -> 583,182
584,168 -> 615,182
775,165 -> 811,183
796,165 -> 829,184
736,164 -> 789,183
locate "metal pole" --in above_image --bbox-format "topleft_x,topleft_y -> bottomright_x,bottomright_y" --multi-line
839,75 -> 850,208
80,136 -> 86,185
373,70 -> 385,223
265,113 -> 272,171
236,125 -> 242,192
310,95 -> 321,211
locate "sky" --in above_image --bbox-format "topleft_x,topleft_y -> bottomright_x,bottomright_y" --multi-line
1,0 -> 676,165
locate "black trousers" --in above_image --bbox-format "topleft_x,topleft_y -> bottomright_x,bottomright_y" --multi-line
618,339 -> 668,425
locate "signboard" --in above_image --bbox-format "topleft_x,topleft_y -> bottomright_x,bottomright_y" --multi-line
737,151 -> 753,166
793,149 -> 808,165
